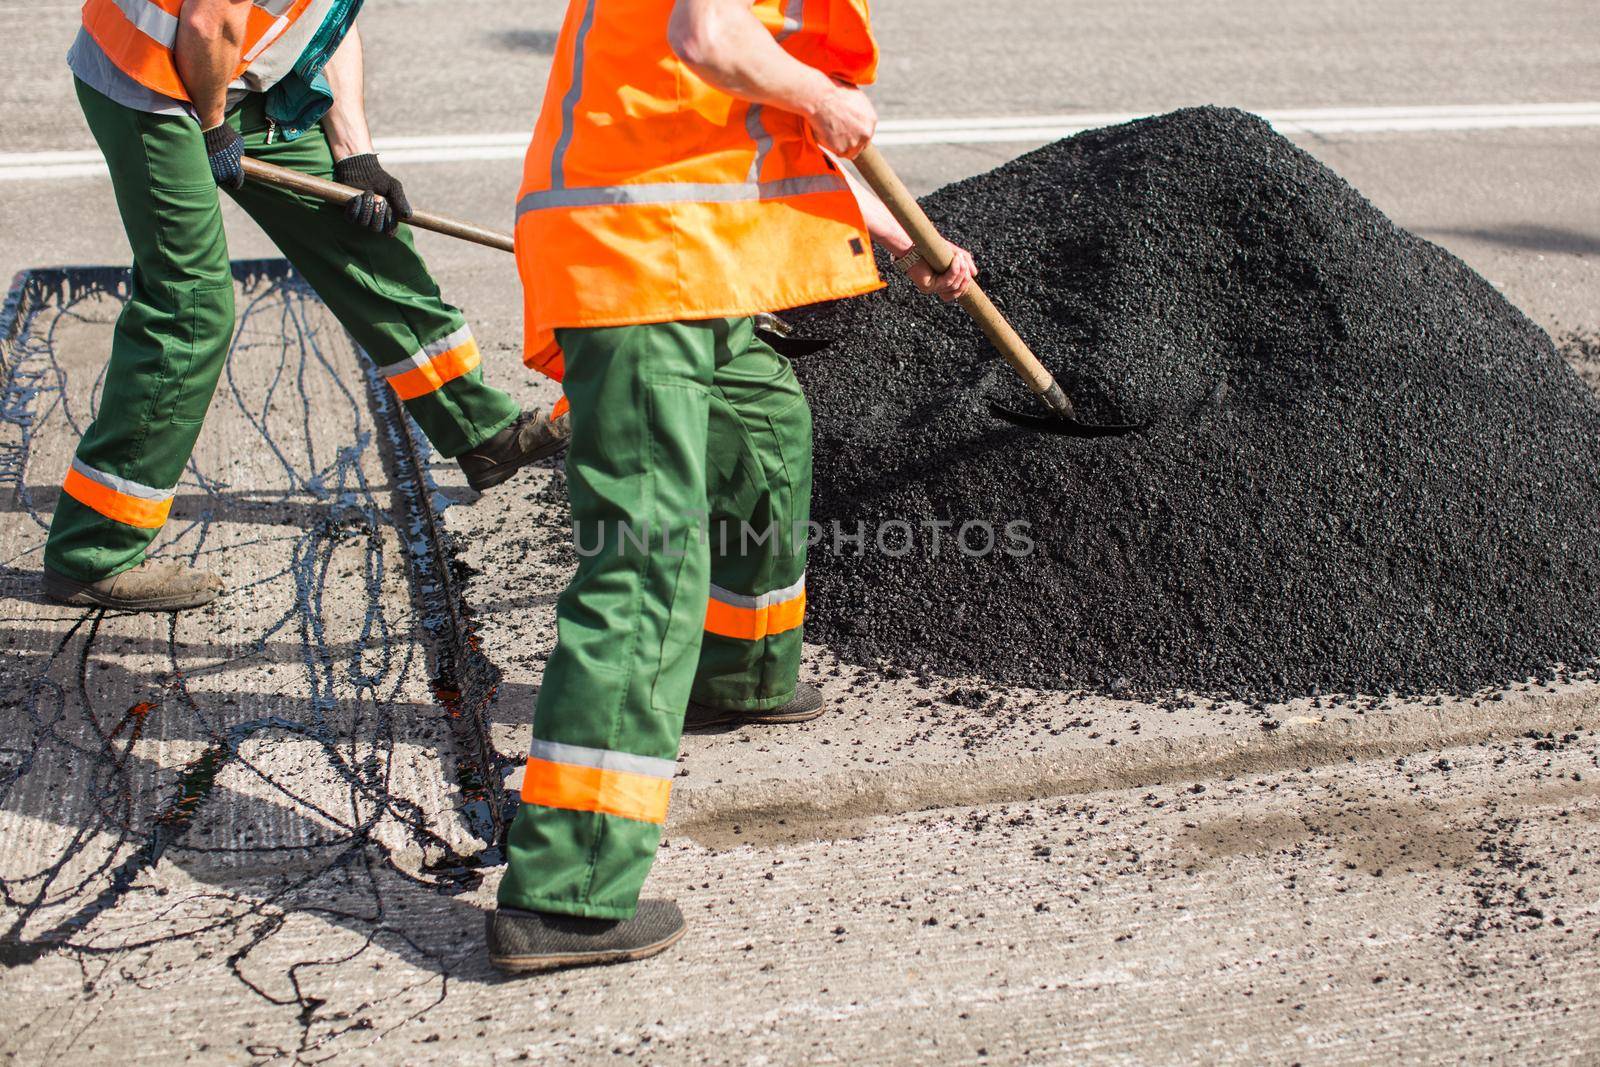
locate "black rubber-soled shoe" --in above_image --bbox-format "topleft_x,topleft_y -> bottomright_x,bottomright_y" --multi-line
685,682 -> 826,729
487,901 -> 686,974
458,408 -> 570,493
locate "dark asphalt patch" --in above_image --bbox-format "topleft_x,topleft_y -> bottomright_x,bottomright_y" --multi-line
795,107 -> 1600,701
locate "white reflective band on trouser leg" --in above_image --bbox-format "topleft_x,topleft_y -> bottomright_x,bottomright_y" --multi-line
380,326 -> 479,401
708,574 -> 806,611
521,740 -> 676,825
527,740 -> 678,780
62,458 -> 175,528
704,574 -> 806,641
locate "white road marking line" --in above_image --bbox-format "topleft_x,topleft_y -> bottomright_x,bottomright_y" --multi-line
875,103 -> 1600,143
4,103 -> 1599,181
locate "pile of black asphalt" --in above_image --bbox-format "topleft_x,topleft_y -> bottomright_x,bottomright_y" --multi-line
792,106 -> 1600,702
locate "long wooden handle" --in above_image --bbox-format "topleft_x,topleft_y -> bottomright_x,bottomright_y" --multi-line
852,145 -> 1073,416
241,157 -> 515,254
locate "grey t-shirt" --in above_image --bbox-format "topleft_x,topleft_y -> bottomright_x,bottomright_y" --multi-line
68,27 -> 191,115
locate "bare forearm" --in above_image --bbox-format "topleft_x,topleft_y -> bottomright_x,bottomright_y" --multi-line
668,0 -> 833,116
174,0 -> 252,128
840,157 -> 978,301
320,27 -> 373,159
841,164 -> 912,255
669,0 -> 876,158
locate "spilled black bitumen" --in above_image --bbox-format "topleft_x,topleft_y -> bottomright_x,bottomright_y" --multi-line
794,107 -> 1600,701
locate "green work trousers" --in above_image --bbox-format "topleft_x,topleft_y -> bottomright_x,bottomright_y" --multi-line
45,81 -> 520,583
498,318 -> 812,919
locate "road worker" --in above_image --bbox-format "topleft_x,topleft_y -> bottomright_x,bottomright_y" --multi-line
46,0 -> 569,613
486,0 -> 976,971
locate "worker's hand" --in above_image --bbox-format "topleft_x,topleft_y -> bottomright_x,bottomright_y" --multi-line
201,123 -> 245,190
804,81 -> 877,159
333,153 -> 413,236
903,244 -> 979,303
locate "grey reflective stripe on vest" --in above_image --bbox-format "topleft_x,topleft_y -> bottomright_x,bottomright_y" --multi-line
236,0 -> 337,92
530,0 -> 839,215
550,0 -> 600,190
745,104 -> 775,182
746,3 -> 806,181
110,0 -> 178,45
241,3 -> 303,65
517,173 -> 848,216
108,0 -> 292,47
779,0 -> 805,38
528,740 -> 677,780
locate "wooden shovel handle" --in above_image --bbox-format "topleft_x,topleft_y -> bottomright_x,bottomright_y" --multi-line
241,157 -> 515,254
851,145 -> 1072,415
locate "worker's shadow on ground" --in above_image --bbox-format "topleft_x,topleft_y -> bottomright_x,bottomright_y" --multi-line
489,674 -> 746,739
1423,223 -> 1600,258
0,630 -> 513,987
493,28 -> 559,53
0,564 -> 50,604
0,484 -> 397,534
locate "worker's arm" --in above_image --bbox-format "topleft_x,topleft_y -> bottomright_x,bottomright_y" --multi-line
841,165 -> 977,303
668,0 -> 875,157
175,0 -> 252,129
668,0 -> 974,300
175,0 -> 252,187
320,27 -> 412,235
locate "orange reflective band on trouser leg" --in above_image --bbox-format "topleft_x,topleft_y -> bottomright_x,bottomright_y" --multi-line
383,326 -> 481,401
519,741 -> 676,825
62,459 -> 174,529
703,576 -> 806,641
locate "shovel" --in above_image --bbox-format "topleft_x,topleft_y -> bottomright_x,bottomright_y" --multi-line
239,157 -> 819,352
852,145 -> 1143,437
242,156 -> 515,251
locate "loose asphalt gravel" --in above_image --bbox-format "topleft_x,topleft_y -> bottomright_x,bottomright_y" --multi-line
796,107 -> 1600,701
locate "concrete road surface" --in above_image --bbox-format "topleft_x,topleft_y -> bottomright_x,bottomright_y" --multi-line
1,1 -> 1597,1063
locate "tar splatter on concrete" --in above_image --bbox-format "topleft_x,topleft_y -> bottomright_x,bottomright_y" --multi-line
0,263 -> 500,1058
796,107 -> 1600,701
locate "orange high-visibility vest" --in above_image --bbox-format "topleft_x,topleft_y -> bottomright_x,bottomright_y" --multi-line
81,0 -> 319,101
516,0 -> 884,382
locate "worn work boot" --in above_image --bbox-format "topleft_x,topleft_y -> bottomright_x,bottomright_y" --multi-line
457,407 -> 571,493
42,559 -> 225,612
487,901 -> 686,973
684,681 -> 826,730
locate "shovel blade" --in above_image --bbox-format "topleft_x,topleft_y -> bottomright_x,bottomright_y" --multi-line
754,312 -> 833,359
758,331 -> 833,358
988,400 -> 1147,438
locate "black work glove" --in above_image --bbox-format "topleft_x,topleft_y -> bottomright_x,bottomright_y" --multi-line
202,123 -> 245,190
333,153 -> 412,236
